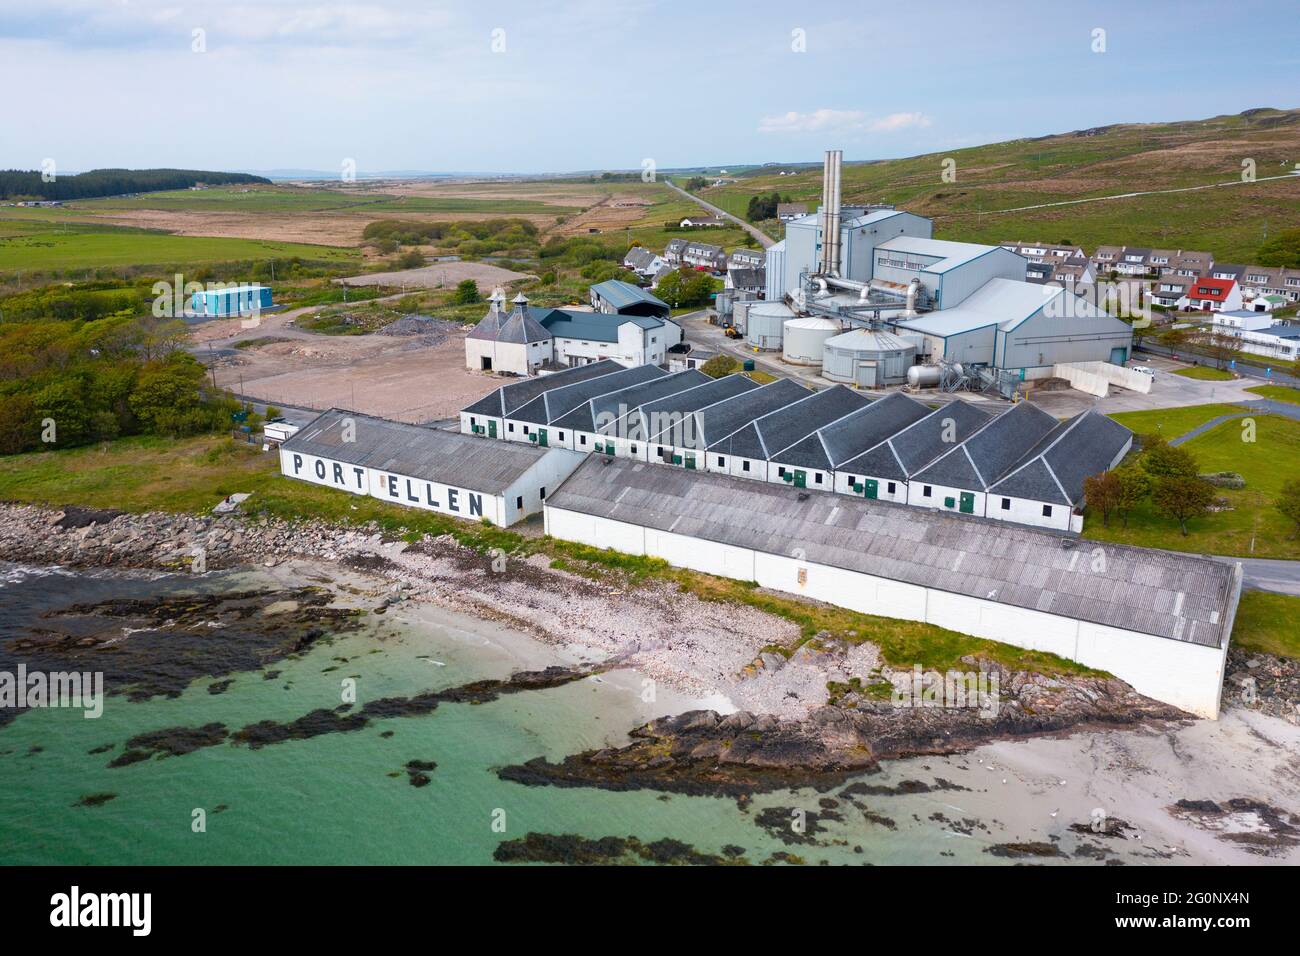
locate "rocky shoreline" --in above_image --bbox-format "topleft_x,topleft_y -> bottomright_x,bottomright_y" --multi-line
3,500 -> 1295,786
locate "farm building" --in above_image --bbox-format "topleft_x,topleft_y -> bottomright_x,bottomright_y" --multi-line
706,384 -> 871,484
464,291 -> 681,373
281,409 -> 583,527
543,457 -> 1243,718
588,279 -> 671,319
190,284 -> 273,317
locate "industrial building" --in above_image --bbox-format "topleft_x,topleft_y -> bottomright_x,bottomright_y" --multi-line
189,284 -> 273,317
460,358 -> 628,439
821,328 -> 917,387
549,369 -> 711,455
465,290 -> 682,374
281,409 -> 584,527
588,279 -> 671,319
497,362 -> 667,447
543,457 -> 1242,718
646,377 -> 812,470
761,150 -> 1135,389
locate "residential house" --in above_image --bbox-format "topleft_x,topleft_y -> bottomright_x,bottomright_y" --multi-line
682,240 -> 727,271
1151,274 -> 1194,309
679,216 -> 726,228
1091,245 -> 1124,275
1212,311 -> 1300,361
622,246 -> 666,280
776,202 -> 808,221
1183,276 -> 1243,312
727,248 -> 765,271
1113,248 -> 1152,277
664,238 -> 688,267
724,267 -> 766,294
1165,250 -> 1214,278
1240,266 -> 1300,304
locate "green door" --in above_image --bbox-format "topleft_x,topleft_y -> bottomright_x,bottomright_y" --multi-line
685,455 -> 696,470
794,470 -> 806,489
537,428 -> 548,447
959,492 -> 975,514
487,420 -> 497,438
864,478 -> 878,499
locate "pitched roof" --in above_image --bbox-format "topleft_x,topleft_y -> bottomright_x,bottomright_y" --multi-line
693,378 -> 814,449
710,384 -> 871,460
541,308 -> 661,343
895,278 -> 1079,338
589,279 -> 670,312
546,457 -> 1239,648
1187,277 -> 1237,301
284,409 -> 564,494
638,373 -> 761,443
496,305 -> 552,344
912,401 -> 1059,491
461,359 -> 627,417
989,409 -> 1133,505
551,369 -> 710,433
875,236 -> 1002,273
510,364 -> 667,425
772,392 -> 932,470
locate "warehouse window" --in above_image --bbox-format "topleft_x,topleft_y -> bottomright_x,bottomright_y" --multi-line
508,423 -> 515,433
516,496 -> 523,510
631,445 -> 638,455
540,487 -> 546,500
741,461 -> 750,472
470,417 -> 477,427
1001,498 -> 1011,510
923,485 -> 932,498
1042,504 -> 1053,518
558,432 -> 565,441
778,466 -> 786,477
846,475 -> 856,485
579,435 -> 587,446
814,473 -> 823,484
887,482 -> 896,494
717,456 -> 725,467
523,426 -> 530,435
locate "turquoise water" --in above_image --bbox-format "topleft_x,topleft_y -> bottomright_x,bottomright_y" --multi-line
0,563 -> 1009,865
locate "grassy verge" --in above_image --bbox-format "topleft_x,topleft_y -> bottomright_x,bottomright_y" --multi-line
1246,384 -> 1300,405
1086,413 -> 1300,558
1173,366 -> 1235,381
0,432 -> 1100,678
1106,402 -> 1249,441
1231,591 -> 1300,658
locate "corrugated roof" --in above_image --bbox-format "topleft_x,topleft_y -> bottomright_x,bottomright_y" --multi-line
876,235 -> 1001,273
551,369 -> 710,433
636,374 -> 761,443
546,457 -> 1238,648
894,278 -> 1072,338
283,409 -> 566,494
512,364 -> 667,426
912,401 -> 1059,490
693,378 -> 813,449
711,385 -> 870,460
990,409 -> 1134,506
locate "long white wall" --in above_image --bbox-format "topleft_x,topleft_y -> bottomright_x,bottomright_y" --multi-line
544,505 -> 1234,718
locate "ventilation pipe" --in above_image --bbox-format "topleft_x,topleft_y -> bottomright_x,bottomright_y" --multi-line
820,149 -> 843,277
904,278 -> 921,316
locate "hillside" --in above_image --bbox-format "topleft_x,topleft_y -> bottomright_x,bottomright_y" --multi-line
702,108 -> 1300,262
0,168 -> 271,202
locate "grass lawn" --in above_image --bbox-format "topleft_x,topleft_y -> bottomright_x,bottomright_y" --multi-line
0,432 -> 1100,678
1231,591 -> 1300,658
1085,413 -> 1300,558
1247,384 -> 1300,405
1106,402 -> 1250,441
1173,366 -> 1235,381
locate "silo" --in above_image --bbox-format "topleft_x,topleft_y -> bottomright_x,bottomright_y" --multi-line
782,316 -> 842,366
746,302 -> 794,351
822,328 -> 918,388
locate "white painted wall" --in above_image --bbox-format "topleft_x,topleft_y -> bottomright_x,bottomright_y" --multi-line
543,504 -> 1235,718
833,471 -> 907,503
984,494 -> 1071,530
907,480 -> 983,517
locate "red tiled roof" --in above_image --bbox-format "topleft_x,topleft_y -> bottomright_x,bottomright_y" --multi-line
1188,277 -> 1236,301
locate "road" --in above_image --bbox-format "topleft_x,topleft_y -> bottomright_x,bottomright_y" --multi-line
1136,342 -> 1299,388
663,179 -> 775,249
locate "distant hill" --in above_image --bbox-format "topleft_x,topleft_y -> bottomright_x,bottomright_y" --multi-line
0,168 -> 271,201
702,108 -> 1300,262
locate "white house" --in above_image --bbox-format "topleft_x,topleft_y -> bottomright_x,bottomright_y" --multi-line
281,409 -> 584,527
1212,311 -> 1300,361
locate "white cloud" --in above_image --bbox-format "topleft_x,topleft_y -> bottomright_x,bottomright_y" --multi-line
868,111 -> 932,132
758,108 -> 932,135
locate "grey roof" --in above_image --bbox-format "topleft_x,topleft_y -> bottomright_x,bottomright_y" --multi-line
283,409 -> 561,494
466,304 -> 507,342
990,410 -> 1133,506
546,457 -> 1239,648
497,305 -> 552,344
912,401 -> 1059,490
461,359 -> 626,417
772,392 -> 933,471
551,369 -> 710,433
589,279 -> 670,313
692,378 -> 814,449
727,267 -> 765,290
637,373 -> 761,443
542,308 -> 662,343
710,384 -> 871,460
510,364 -> 666,426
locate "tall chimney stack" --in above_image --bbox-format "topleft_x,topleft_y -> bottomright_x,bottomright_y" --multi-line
819,149 -> 843,276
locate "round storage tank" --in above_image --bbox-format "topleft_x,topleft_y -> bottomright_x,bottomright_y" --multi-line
782,316 -> 842,366
822,328 -> 918,388
745,302 -> 794,351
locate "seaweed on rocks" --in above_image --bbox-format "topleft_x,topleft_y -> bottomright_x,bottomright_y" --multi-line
492,832 -> 744,866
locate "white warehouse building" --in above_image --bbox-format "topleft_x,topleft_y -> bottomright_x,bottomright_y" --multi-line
281,409 -> 584,527
544,457 -> 1243,719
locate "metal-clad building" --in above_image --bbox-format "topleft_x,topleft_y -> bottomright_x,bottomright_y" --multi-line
281,409 -> 584,526
781,316 -> 841,365
544,457 -> 1243,718
190,284 -> 273,317
821,328 -> 917,387
745,302 -> 794,350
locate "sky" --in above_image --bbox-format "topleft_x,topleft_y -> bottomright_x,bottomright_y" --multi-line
1,0 -> 1298,176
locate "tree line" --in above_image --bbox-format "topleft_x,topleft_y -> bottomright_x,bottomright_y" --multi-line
0,168 -> 269,201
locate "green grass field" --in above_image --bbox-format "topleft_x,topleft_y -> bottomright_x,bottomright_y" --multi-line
1088,410 -> 1300,557
1173,366 -> 1236,381
1231,591 -> 1300,658
1107,402 -> 1250,440
0,218 -> 359,274
1247,384 -> 1300,404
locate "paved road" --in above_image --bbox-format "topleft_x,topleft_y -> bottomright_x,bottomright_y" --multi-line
1219,556 -> 1300,597
1136,342 -> 1300,388
663,179 -> 775,249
